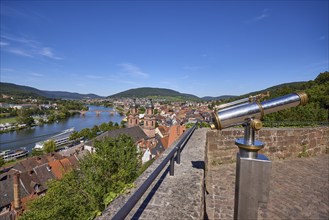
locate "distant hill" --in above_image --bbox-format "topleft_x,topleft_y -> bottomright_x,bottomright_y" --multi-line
241,81 -> 308,98
42,91 -> 103,99
202,95 -> 237,101
1,82 -> 45,98
0,82 -> 104,100
109,87 -> 200,100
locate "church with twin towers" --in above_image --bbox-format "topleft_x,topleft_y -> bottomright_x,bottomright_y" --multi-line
128,98 -> 156,133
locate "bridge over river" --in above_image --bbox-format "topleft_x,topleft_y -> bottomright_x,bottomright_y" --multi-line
77,109 -> 118,116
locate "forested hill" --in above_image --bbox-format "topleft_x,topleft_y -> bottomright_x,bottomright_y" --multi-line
109,87 -> 200,100
1,82 -> 45,98
202,95 -> 237,101
0,82 -> 103,100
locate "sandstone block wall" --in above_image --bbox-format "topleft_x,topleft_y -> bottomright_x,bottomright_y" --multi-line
207,126 -> 328,166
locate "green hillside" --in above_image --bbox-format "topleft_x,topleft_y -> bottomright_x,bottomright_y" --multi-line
0,82 -> 103,100
0,82 -> 45,98
202,95 -> 237,101
109,87 -> 200,100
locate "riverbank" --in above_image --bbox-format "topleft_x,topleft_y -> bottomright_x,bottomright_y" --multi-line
0,105 -> 124,152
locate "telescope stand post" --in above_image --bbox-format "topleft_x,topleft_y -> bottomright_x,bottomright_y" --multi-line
233,121 -> 272,219
234,153 -> 272,220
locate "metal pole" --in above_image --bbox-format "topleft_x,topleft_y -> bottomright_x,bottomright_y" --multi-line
233,122 -> 272,219
170,156 -> 175,176
234,154 -> 272,220
176,146 -> 181,164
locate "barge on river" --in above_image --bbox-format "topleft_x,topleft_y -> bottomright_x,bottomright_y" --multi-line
0,148 -> 29,161
34,128 -> 75,150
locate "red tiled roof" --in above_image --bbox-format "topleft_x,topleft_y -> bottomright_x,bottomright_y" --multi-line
161,136 -> 169,149
167,125 -> 186,148
48,160 -> 65,180
59,158 -> 72,172
67,155 -> 79,168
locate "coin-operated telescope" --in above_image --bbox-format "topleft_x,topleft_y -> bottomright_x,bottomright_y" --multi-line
211,92 -> 308,158
211,92 -> 308,219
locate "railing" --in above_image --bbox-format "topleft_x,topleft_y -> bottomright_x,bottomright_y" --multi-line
112,123 -> 197,219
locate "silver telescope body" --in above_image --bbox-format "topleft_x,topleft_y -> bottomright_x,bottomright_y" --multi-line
212,92 -> 308,130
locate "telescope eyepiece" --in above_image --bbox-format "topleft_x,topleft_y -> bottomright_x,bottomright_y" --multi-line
296,92 -> 308,106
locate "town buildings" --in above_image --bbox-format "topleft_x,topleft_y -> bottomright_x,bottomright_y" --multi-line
0,152 -> 83,219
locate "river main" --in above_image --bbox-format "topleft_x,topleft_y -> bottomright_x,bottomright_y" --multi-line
0,105 -> 124,152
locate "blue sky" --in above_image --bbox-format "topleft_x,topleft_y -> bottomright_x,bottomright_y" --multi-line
1,1 -> 328,97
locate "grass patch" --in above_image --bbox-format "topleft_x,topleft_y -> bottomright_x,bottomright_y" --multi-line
298,144 -> 309,158
0,117 -> 17,124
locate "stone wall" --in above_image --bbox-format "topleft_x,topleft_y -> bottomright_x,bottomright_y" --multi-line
207,126 -> 329,166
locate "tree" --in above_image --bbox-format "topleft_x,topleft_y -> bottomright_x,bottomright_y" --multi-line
20,171 -> 99,220
79,128 -> 92,140
43,140 -> 56,153
69,131 -> 80,141
139,106 -> 145,114
21,134 -> 141,220
16,109 -> 34,127
120,120 -> 127,128
0,157 -> 5,167
31,149 -> 44,156
99,122 -> 109,132
314,71 -> 329,84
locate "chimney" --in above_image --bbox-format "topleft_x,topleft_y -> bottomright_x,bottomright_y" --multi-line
13,172 -> 22,211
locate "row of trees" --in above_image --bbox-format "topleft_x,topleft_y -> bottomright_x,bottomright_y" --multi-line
69,121 -> 125,141
20,134 -> 143,219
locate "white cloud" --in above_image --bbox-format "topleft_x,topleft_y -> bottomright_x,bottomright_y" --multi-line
255,9 -> 270,21
0,41 -> 9,47
7,48 -> 34,57
118,80 -> 141,86
118,63 -> 149,78
246,9 -> 270,23
0,68 -> 15,73
30,72 -> 44,77
39,47 -> 63,60
183,65 -> 204,71
319,36 -> 326,40
1,34 -> 39,48
1,34 -> 63,60
86,74 -> 104,79
76,83 -> 86,87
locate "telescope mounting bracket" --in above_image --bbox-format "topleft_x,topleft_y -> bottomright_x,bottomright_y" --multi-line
235,118 -> 265,159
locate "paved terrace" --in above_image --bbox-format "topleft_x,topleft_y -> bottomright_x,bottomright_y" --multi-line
206,154 -> 329,219
98,127 -> 328,220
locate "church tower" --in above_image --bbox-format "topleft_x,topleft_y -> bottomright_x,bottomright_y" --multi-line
128,99 -> 140,128
144,99 -> 156,130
